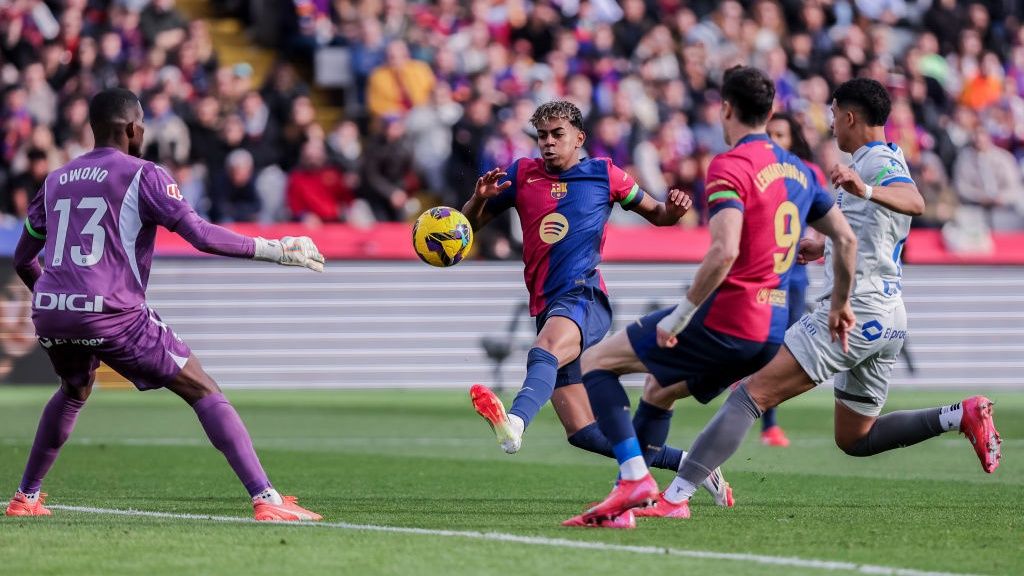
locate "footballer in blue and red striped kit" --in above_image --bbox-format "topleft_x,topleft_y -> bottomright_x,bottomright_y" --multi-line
565,66 -> 859,527
464,100 -> 696,476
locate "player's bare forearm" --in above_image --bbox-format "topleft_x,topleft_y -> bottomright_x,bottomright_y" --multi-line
463,167 -> 510,230
831,164 -> 924,216
829,234 -> 856,305
12,232 -> 44,290
685,209 -> 741,306
634,189 -> 692,226
461,194 -> 491,230
809,207 -> 857,304
686,247 -> 734,305
867,183 -> 925,216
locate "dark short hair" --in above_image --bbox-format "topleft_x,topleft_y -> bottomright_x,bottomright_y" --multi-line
721,65 -> 775,126
530,100 -> 584,131
832,78 -> 891,126
88,87 -> 141,136
26,148 -> 47,162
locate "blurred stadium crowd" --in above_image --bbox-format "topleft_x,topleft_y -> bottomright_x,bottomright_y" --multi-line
3,0 -> 1024,258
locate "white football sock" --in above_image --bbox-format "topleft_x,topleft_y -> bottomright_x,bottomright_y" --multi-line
938,403 -> 963,432
619,455 -> 648,481
508,414 -> 525,436
252,487 -> 283,505
17,490 -> 39,501
663,476 -> 698,504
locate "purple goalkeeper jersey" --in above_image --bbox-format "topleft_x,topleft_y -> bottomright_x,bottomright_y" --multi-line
26,148 -> 214,337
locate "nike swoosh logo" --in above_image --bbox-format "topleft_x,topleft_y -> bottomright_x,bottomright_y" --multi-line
527,177 -> 545,183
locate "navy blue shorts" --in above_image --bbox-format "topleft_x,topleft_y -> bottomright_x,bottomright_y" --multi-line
536,286 -> 612,388
626,306 -> 779,404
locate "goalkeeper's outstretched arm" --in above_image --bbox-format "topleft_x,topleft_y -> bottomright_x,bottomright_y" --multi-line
174,212 -> 325,272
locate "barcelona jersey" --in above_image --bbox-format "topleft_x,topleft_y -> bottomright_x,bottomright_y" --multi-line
484,157 -> 644,316
701,133 -> 834,344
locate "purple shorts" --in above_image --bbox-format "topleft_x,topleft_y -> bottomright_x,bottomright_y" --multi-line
35,308 -> 191,391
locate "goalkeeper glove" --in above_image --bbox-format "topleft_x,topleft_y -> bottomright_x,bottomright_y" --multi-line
253,236 -> 326,272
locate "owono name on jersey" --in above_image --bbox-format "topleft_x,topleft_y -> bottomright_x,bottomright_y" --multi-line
34,292 -> 105,312
58,166 -> 109,185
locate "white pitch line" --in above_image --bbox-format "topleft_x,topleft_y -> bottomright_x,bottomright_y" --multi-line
48,504 -> 980,576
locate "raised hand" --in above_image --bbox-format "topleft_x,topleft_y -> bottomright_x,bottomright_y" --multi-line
474,167 -> 511,199
665,188 -> 693,220
830,164 -> 868,198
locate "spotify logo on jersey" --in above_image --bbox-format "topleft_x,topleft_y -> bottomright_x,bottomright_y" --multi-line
540,213 -> 569,244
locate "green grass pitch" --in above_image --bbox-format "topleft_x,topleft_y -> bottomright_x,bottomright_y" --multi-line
0,386 -> 1020,575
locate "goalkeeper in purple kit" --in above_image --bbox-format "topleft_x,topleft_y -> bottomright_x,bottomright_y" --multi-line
5,88 -> 325,521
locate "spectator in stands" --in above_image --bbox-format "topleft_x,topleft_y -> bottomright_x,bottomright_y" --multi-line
260,61 -> 309,127
170,160 -> 206,216
54,95 -> 92,160
39,40 -> 72,92
1,86 -> 34,166
11,125 -> 64,174
110,5 -> 146,66
446,95 -> 492,199
6,148 -> 49,217
187,95 -> 222,166
481,108 -> 535,179
348,18 -> 388,107
22,61 -> 57,128
953,125 -> 1024,230
961,51 -> 1005,111
278,94 -> 318,171
287,138 -> 354,227
405,82 -> 463,205
186,19 -> 218,72
924,0 -> 959,55
142,90 -> 190,165
6,0 -> 1024,244
365,39 -> 435,122
210,148 -> 260,223
912,152 -> 959,230
140,0 -> 187,51
360,115 -> 418,222
885,97 -> 932,169
587,114 -> 632,169
612,0 -> 652,58
238,90 -> 280,170
326,119 -> 363,176
633,113 -> 696,203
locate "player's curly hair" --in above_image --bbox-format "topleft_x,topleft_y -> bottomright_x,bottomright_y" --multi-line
530,101 -> 584,131
721,65 -> 775,126
832,78 -> 891,126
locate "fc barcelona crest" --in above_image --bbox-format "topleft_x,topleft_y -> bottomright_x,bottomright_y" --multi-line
550,182 -> 568,199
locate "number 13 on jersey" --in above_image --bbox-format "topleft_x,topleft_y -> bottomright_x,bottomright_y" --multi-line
773,201 -> 801,274
52,196 -> 108,267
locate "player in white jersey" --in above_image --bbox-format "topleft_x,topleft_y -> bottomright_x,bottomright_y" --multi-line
647,78 -> 1002,515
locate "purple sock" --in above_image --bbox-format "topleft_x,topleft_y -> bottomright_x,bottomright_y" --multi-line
192,393 -> 271,497
19,388 -> 86,493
